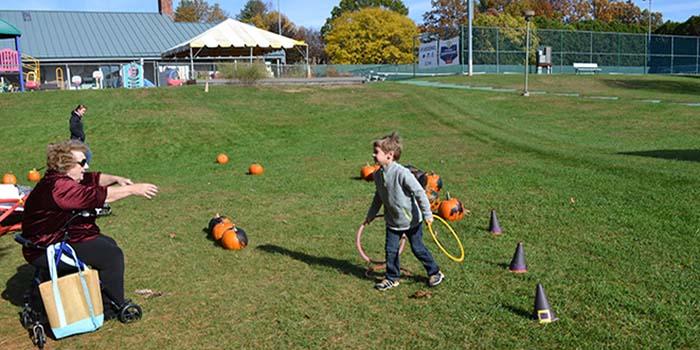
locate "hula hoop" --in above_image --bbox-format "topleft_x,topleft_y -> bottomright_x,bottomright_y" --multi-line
355,215 -> 406,264
427,215 -> 465,263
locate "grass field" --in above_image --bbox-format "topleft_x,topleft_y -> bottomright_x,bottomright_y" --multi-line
0,74 -> 698,349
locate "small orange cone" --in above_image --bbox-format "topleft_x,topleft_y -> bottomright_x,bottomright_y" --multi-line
509,242 -> 527,273
533,283 -> 558,324
489,209 -> 502,235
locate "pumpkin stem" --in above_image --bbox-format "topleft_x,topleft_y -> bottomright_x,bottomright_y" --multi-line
445,191 -> 451,200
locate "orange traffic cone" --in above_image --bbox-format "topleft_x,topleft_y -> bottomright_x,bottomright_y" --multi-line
489,209 -> 502,235
533,283 -> 558,324
509,242 -> 527,273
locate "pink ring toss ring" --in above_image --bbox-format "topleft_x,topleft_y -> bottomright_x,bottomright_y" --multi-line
355,215 -> 406,264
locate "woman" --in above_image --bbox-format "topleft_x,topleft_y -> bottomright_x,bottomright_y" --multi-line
21,140 -> 158,319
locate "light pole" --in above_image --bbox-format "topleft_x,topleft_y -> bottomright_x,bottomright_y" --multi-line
644,0 -> 652,74
277,0 -> 281,35
522,10 -> 534,97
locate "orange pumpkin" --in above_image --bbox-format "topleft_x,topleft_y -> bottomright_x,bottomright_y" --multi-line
27,168 -> 41,182
249,163 -> 264,175
360,163 -> 379,181
2,173 -> 17,185
212,222 -> 234,240
208,215 -> 233,234
221,227 -> 248,250
426,189 -> 441,212
216,153 -> 229,164
437,192 -> 465,222
423,171 -> 443,193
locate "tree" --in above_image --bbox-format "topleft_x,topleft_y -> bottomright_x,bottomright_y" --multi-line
174,0 -> 229,23
321,0 -> 409,37
294,26 -> 327,63
236,0 -> 268,23
421,0 -> 469,37
324,7 -> 417,64
473,13 -> 540,65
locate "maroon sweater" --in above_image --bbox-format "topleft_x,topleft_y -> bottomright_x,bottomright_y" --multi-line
21,170 -> 108,263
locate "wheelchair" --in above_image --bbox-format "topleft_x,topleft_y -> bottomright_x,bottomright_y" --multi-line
13,206 -> 142,349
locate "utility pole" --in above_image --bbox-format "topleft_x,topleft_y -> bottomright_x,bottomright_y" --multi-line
277,0 -> 282,35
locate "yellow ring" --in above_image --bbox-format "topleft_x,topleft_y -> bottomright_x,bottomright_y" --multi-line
427,215 -> 465,263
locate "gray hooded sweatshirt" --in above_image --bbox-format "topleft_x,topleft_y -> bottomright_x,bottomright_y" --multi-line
366,162 -> 433,230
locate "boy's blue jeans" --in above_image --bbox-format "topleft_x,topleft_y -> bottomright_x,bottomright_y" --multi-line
385,223 -> 439,281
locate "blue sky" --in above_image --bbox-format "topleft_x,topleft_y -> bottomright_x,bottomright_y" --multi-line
1,1 -> 698,29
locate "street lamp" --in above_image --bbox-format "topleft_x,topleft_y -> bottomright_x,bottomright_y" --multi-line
643,0 -> 652,74
522,10 -> 535,97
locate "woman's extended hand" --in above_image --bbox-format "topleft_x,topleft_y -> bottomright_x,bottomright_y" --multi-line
133,183 -> 158,199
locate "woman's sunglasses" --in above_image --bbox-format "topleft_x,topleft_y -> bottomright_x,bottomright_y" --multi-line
76,159 -> 88,167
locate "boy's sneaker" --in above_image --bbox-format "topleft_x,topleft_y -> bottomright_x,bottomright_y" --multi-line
374,279 -> 399,291
428,271 -> 445,287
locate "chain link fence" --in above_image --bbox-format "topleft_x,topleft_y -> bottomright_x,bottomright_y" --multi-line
470,26 -> 700,74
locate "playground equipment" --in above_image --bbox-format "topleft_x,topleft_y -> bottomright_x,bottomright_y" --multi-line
427,215 -> 465,263
55,67 -> 64,90
22,53 -> 40,90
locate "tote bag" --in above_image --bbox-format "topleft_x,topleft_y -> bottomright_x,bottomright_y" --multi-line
39,242 -> 104,339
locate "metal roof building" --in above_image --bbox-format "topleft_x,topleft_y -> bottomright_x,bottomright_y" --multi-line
0,10 -> 214,62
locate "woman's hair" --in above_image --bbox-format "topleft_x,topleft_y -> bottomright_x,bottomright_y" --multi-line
373,131 -> 403,161
46,140 -> 88,173
74,104 -> 86,112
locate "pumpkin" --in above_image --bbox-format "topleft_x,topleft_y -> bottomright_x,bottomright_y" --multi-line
249,163 -> 264,175
221,227 -> 248,250
423,171 -> 443,193
426,189 -> 441,212
216,153 -> 229,164
2,173 -> 17,185
208,215 -> 233,235
27,168 -> 41,182
212,222 -> 234,241
360,163 -> 380,181
437,192 -> 465,222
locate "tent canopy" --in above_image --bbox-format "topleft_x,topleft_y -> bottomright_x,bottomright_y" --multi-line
162,18 -> 306,58
0,18 -> 21,39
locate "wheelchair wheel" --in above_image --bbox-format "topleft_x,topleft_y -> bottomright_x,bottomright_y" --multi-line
19,308 -> 32,328
118,302 -> 142,324
31,323 -> 46,349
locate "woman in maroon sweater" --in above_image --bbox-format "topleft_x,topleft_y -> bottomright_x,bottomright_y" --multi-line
22,140 -> 158,319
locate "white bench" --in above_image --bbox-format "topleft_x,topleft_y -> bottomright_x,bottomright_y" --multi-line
573,63 -> 601,74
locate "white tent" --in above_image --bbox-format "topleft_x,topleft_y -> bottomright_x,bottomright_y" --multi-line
162,18 -> 308,77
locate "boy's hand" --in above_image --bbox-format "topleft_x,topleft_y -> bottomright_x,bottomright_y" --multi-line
363,217 -> 373,226
425,217 -> 434,225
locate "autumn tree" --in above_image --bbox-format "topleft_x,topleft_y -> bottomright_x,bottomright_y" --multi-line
236,0 -> 268,22
321,0 -> 409,37
174,0 -> 229,23
325,7 -> 417,64
474,13 -> 539,64
421,0 -> 469,37
295,26 -> 327,63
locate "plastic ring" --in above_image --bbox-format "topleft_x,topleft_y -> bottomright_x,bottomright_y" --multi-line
427,215 -> 465,263
356,215 -> 406,264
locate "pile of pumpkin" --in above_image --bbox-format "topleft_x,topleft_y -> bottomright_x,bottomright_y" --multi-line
207,214 -> 249,250
3,169 -> 42,185
360,163 -> 467,222
216,153 -> 264,175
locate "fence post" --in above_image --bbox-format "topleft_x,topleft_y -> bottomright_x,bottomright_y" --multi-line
696,37 -> 699,74
670,36 -> 674,74
645,33 -> 648,75
590,31 -> 593,63
496,28 -> 500,73
560,30 -> 563,73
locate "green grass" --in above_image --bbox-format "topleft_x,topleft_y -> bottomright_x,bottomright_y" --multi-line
0,75 -> 699,349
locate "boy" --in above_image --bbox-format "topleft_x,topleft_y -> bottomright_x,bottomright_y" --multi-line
364,132 -> 444,291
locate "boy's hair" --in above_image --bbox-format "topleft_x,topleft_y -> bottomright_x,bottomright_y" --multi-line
47,140 -> 89,173
373,132 -> 402,161
74,104 -> 86,112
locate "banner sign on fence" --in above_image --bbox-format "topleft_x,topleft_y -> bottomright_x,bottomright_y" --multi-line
439,36 -> 460,66
419,41 -> 438,68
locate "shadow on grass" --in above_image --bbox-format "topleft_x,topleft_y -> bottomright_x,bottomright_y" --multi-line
617,149 -> 700,162
602,78 -> 700,96
502,303 -> 532,320
2,264 -> 34,307
257,244 -> 427,283
257,244 -> 370,280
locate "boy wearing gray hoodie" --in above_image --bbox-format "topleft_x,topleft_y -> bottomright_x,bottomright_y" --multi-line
364,132 -> 444,291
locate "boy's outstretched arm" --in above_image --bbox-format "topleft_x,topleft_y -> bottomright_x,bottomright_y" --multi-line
364,192 -> 382,225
